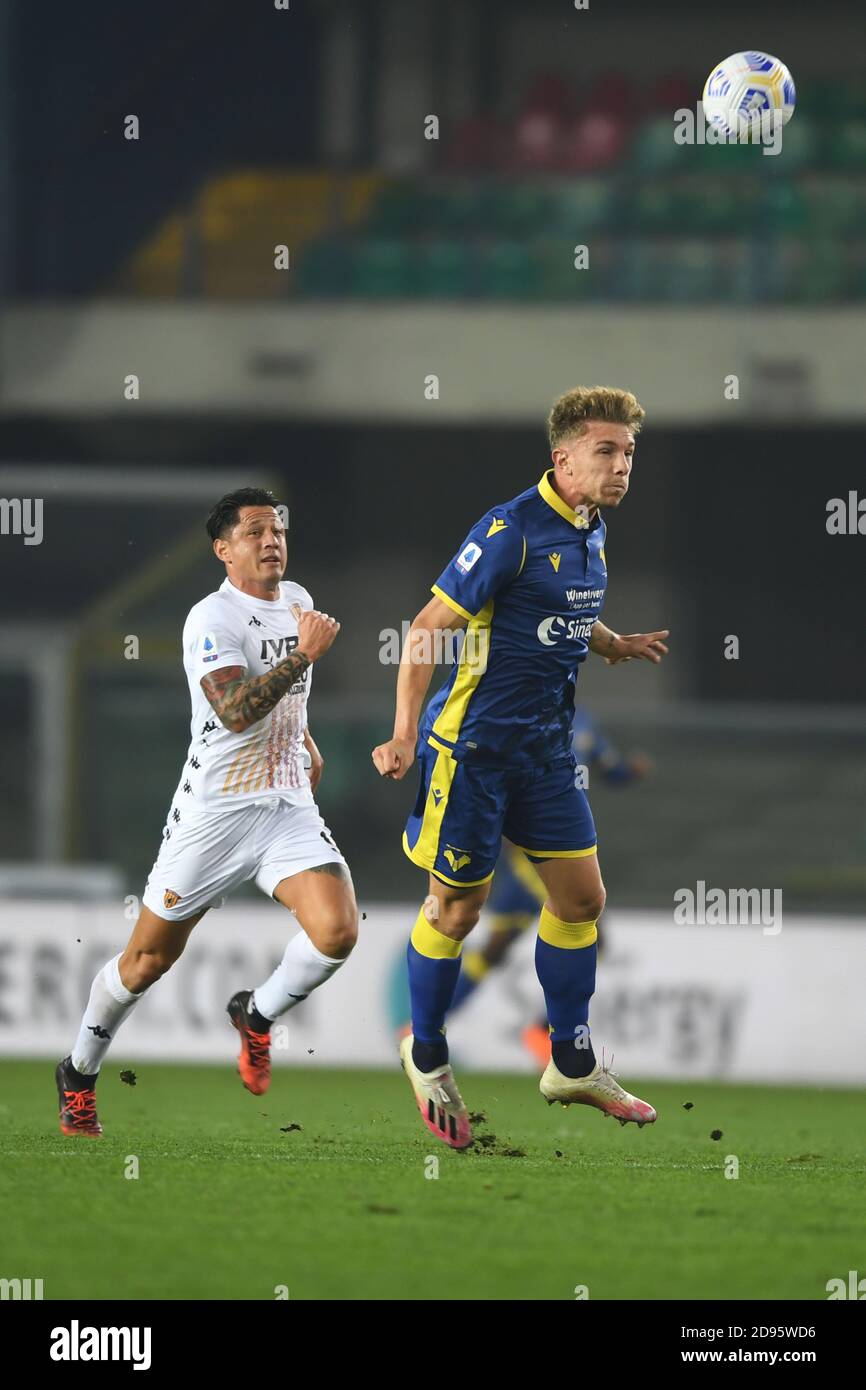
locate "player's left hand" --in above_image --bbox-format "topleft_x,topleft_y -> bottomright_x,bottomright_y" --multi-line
605,631 -> 670,665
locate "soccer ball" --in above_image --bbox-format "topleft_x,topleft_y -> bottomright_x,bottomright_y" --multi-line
702,51 -> 796,139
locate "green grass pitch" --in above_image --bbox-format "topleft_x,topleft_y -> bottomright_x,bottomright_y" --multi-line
2,1060 -> 864,1301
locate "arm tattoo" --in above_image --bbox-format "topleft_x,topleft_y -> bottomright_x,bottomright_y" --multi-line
589,622 -> 618,654
200,656 -> 310,733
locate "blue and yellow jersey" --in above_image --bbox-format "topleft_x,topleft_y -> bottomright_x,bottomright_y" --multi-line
420,470 -> 608,768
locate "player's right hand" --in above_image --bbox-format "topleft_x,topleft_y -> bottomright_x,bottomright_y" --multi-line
372,737 -> 416,780
291,604 -> 340,662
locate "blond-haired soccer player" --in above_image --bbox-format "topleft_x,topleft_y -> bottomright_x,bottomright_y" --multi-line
373,388 -> 668,1149
57,488 -> 357,1136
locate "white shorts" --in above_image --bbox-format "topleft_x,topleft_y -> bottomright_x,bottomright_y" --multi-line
142,796 -> 347,922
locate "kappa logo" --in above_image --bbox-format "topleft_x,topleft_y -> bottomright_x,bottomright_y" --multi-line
548,552 -> 561,572
87,1025 -> 111,1040
443,846 -> 471,873
163,889 -> 182,910
486,517 -> 508,537
249,615 -> 263,627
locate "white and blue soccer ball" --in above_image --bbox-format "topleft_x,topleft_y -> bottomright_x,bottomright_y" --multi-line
702,51 -> 796,138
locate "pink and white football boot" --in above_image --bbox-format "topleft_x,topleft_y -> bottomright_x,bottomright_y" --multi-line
540,1054 -> 657,1128
399,1033 -> 473,1150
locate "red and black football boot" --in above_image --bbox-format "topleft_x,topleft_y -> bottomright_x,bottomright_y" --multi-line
227,990 -> 272,1095
56,1056 -> 103,1137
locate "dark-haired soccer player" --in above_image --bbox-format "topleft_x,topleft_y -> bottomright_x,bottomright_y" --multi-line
56,488 -> 357,1136
373,387 -> 668,1149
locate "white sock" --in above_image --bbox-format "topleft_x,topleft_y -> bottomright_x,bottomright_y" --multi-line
71,954 -> 145,1076
252,933 -> 346,1022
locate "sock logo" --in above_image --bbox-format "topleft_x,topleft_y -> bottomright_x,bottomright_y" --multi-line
87,1025 -> 111,1040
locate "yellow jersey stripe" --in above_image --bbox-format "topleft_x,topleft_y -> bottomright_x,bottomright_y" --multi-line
431,583 -> 475,623
431,599 -> 493,745
412,747 -> 458,868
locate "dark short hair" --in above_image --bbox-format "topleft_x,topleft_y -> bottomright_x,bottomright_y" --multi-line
206,487 -> 279,541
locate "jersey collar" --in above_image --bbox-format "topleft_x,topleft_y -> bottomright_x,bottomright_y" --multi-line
220,576 -> 285,605
538,470 -> 599,531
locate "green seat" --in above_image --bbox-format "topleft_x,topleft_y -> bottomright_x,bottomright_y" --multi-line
677,176 -> 751,234
633,114 -> 685,173
476,240 -> 537,299
368,182 -> 431,235
548,179 -> 615,234
413,240 -> 473,298
535,238 -> 595,301
804,178 -> 864,234
758,113 -> 818,173
849,246 -> 866,299
797,239 -> 847,301
660,239 -> 721,301
811,77 -> 866,122
760,181 -> 808,233
614,239 -> 657,300
631,181 -> 680,233
296,237 -> 352,296
694,134 -> 763,173
826,120 -> 866,171
351,238 -> 412,297
725,238 -> 768,302
426,183 -> 488,235
487,185 -> 552,236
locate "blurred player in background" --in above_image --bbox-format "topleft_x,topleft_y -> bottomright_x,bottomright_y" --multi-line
56,488 -> 357,1136
373,386 -> 669,1149
448,705 -> 652,1065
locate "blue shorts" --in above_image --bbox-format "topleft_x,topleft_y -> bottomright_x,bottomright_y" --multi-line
402,740 -> 597,888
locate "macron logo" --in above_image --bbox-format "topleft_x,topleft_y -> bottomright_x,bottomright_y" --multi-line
50,1321 -> 152,1371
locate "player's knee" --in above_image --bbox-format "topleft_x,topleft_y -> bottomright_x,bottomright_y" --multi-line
589,883 -> 607,921
316,910 -> 358,960
440,895 -> 485,938
121,948 -> 177,992
552,885 -> 606,925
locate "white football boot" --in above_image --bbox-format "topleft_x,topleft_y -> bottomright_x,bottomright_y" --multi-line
540,1053 -> 657,1128
399,1033 -> 473,1150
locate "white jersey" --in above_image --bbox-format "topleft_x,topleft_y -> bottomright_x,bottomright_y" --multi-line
170,576 -> 315,811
